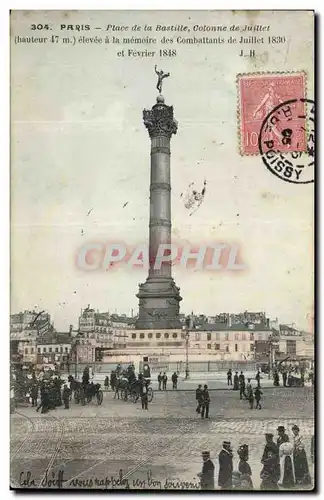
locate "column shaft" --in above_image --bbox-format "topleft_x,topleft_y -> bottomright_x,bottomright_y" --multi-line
149,136 -> 171,278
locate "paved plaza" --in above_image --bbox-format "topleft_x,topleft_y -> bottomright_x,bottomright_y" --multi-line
10,387 -> 314,491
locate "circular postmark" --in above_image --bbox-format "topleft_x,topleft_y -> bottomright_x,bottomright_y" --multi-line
258,98 -> 315,184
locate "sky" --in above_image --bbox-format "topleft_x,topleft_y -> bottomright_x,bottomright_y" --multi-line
10,10 -> 314,331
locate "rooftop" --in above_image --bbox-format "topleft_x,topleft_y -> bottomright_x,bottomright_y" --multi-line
37,333 -> 72,345
198,322 -> 271,332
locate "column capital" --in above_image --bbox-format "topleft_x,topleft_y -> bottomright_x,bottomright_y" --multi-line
143,100 -> 178,139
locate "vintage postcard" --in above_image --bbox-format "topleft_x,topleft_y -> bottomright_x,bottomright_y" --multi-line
10,10 -> 315,491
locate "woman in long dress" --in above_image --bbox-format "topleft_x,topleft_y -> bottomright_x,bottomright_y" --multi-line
278,435 -> 295,489
237,444 -> 253,489
260,450 -> 280,490
292,425 -> 312,487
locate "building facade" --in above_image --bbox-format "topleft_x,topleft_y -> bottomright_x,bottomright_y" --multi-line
10,310 -> 52,338
36,334 -> 72,366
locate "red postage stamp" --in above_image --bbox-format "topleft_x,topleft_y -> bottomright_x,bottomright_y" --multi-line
238,72 -> 307,155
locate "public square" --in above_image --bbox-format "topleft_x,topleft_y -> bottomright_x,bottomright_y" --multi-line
10,385 -> 314,490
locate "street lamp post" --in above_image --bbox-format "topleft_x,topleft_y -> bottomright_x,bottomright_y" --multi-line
74,342 -> 78,379
268,335 -> 276,380
268,338 -> 272,380
185,331 -> 190,379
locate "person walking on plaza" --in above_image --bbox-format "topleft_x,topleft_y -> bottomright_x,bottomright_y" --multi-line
237,444 -> 253,489
291,424 -> 311,487
233,371 -> 239,391
198,451 -> 215,490
227,369 -> 232,386
196,384 -> 203,414
139,375 -> 148,411
158,372 -> 162,391
36,383 -> 49,414
201,384 -> 210,419
239,371 -> 246,400
54,377 -> 62,406
218,441 -> 233,490
104,376 -> 109,390
282,369 -> 288,387
273,370 -> 280,387
31,382 -> 38,407
254,386 -> 263,409
162,372 -> 168,391
62,384 -> 71,409
256,369 -> 261,387
113,379 -> 120,400
171,372 -> 178,389
246,379 -> 254,409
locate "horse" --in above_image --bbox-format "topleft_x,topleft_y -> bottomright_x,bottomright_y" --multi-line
114,375 -> 131,400
67,375 -> 82,402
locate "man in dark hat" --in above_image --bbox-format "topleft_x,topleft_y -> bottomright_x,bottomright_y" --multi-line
262,433 -> 279,462
233,371 -> 239,391
218,441 -> 233,489
162,372 -> 168,391
139,374 -> 148,411
201,384 -> 210,419
282,369 -> 288,387
239,371 -> 246,400
196,384 -> 203,414
198,451 -> 215,490
277,426 -> 289,447
260,433 -> 280,489
246,378 -> 254,409
273,370 -> 280,387
62,383 -> 71,409
158,372 -> 162,391
254,385 -> 263,409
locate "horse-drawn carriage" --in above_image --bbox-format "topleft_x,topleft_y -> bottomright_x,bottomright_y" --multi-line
129,378 -> 153,403
68,375 -> 103,405
287,373 -> 305,387
116,376 -> 154,403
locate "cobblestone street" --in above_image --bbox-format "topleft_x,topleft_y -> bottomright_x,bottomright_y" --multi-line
10,387 -> 314,491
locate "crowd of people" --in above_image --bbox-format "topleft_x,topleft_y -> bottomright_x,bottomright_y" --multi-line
30,376 -> 71,414
225,369 -> 264,410
198,426 -> 314,491
18,365 -> 103,413
227,363 -> 314,391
